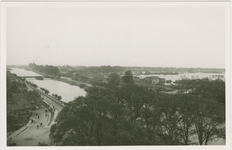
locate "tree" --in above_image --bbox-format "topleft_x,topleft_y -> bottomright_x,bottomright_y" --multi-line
53,94 -> 58,99
7,79 -> 19,99
139,91 -> 162,144
50,85 -> 149,145
122,70 -> 134,85
49,79 -> 225,146
29,63 -> 59,76
58,96 -> 62,100
178,79 -> 225,104
192,98 -> 225,145
7,138 -> 17,146
25,90 -> 41,106
107,73 -> 121,87
44,89 -> 49,94
178,95 -> 195,145
155,95 -> 183,145
38,141 -> 48,146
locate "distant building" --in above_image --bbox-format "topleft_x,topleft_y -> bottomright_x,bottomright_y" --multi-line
144,76 -> 165,84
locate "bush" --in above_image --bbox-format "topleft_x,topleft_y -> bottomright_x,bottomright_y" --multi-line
38,141 -> 48,146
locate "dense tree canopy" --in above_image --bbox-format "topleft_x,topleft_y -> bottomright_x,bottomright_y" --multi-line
107,73 -> 121,87
175,79 -> 225,104
49,73 -> 225,146
29,63 -> 59,76
122,70 -> 134,85
80,66 -> 124,73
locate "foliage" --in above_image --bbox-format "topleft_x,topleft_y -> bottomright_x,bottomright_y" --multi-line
40,87 -> 49,94
38,141 -> 48,146
79,66 -> 124,74
50,77 -> 225,145
24,90 -> 42,106
29,82 -> 38,88
107,73 -> 121,87
7,139 -> 17,146
191,98 -> 225,145
175,79 -> 225,104
7,78 -> 20,99
122,70 -> 134,85
29,63 -> 59,76
52,94 -> 62,100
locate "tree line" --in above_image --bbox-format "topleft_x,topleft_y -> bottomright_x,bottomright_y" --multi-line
49,71 -> 225,145
29,63 -> 59,76
73,66 -> 124,74
174,78 -> 225,104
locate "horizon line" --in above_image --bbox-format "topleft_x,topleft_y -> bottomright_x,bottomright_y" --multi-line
6,64 -> 225,70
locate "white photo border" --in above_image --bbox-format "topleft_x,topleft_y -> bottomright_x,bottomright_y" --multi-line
0,1 -> 231,150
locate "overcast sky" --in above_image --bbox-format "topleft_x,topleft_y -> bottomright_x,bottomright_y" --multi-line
6,4 -> 225,68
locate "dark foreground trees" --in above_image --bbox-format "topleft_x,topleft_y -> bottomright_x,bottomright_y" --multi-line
49,73 -> 225,146
122,70 -> 134,85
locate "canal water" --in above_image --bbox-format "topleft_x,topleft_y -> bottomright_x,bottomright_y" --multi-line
10,68 -> 86,103
10,68 -> 43,77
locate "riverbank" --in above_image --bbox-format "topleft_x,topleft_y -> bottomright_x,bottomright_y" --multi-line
31,70 -> 92,91
9,82 -> 65,146
57,77 -> 92,90
10,72 -> 85,145
26,83 -> 66,108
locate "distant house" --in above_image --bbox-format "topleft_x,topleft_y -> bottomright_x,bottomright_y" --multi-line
144,76 -> 165,84
7,94 -> 33,116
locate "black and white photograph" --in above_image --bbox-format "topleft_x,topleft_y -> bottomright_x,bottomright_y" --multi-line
0,1 -> 231,149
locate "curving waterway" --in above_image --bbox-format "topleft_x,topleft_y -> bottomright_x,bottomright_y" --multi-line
10,68 -> 86,103
10,68 -> 43,77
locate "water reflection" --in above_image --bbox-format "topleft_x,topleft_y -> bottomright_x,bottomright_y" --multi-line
10,68 -> 86,103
